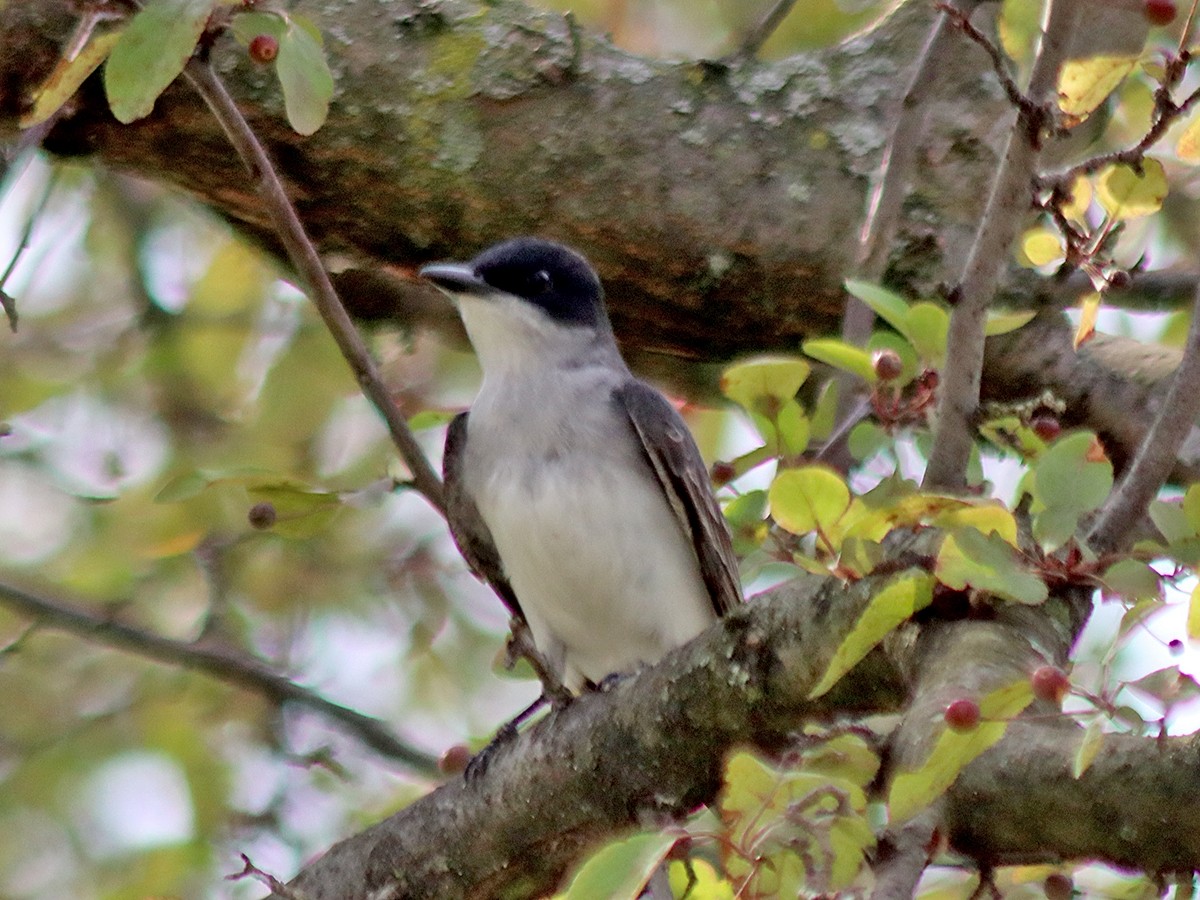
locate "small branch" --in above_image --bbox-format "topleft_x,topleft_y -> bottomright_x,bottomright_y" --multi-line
1088,280 -> 1200,554
869,817 -> 936,900
0,578 -> 439,774
733,0 -> 801,60
924,0 -> 1082,491
827,0 -> 984,466
181,57 -> 445,514
228,853 -> 307,900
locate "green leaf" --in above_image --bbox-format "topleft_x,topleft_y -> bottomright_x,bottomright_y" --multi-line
561,830 -> 676,900
904,302 -> 949,367
1150,499 -> 1193,544
888,680 -> 1034,822
810,572 -> 934,698
230,10 -> 286,45
809,379 -> 839,442
1072,718 -> 1105,779
104,0 -> 216,123
847,420 -> 888,462
1183,483 -> 1200,534
720,357 -> 810,409
23,29 -> 125,127
247,482 -> 342,538
1096,159 -> 1168,220
936,527 -> 1049,605
276,14 -> 334,135
1032,431 -> 1113,549
408,409 -> 458,431
1057,55 -> 1138,118
844,280 -> 910,334
1101,559 -> 1161,602
776,399 -> 810,455
984,309 -> 1037,337
768,466 -> 851,537
1019,226 -> 1066,268
802,338 -> 877,383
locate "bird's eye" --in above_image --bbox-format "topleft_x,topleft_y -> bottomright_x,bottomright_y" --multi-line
530,270 -> 553,293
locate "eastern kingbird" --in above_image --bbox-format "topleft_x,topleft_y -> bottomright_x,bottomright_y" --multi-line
421,238 -> 742,694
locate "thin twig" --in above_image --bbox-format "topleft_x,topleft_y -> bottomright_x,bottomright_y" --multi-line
924,0 -> 1083,491
181,56 -> 445,514
827,0 -> 984,465
869,817 -> 936,900
0,578 -> 439,774
1088,280 -> 1200,555
0,166 -> 59,332
228,853 -> 306,900
734,0 -> 800,60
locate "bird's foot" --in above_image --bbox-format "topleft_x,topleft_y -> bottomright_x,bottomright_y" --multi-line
505,617 -> 572,705
464,691 -> 563,782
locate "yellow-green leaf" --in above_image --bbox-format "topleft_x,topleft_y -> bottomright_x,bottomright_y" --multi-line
1072,719 -> 1104,779
1074,292 -> 1101,349
1019,227 -> 1065,268
802,338 -> 877,383
1096,159 -> 1168,220
1177,112 -> 1200,163
276,13 -> 334,135
721,357 -> 810,409
984,309 -> 1037,337
844,280 -> 910,334
1057,55 -> 1138,118
810,572 -> 934,698
768,466 -> 851,537
105,0 -> 216,123
888,680 -> 1034,822
1060,174 -> 1093,221
22,29 -> 125,128
560,830 -> 676,900
1189,582 -> 1200,640
905,302 -> 950,367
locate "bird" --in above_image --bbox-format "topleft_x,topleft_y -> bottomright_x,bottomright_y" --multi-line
420,237 -> 742,696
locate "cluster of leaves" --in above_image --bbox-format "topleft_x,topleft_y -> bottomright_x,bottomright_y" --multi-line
23,0 -> 333,137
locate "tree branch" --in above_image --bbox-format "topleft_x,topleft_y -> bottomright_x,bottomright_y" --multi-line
0,578 -> 439,774
1088,279 -> 1200,553
924,0 -> 1082,490
181,56 -> 445,513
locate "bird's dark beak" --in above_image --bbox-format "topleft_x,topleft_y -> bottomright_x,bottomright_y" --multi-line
419,262 -> 492,296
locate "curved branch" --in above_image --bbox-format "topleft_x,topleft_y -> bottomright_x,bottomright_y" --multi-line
0,578 -> 439,774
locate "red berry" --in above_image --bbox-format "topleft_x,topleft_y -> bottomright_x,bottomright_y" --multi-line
1031,665 -> 1070,706
248,501 -> 277,529
872,348 -> 904,382
1043,873 -> 1074,900
944,698 -> 981,732
1030,412 -> 1061,443
438,744 -> 472,776
711,460 -> 736,486
1145,0 -> 1177,25
249,34 -> 279,63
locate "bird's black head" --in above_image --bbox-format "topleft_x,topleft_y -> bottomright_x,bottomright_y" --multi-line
421,237 -> 608,329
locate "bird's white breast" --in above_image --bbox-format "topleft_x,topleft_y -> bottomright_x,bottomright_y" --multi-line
464,370 -> 715,691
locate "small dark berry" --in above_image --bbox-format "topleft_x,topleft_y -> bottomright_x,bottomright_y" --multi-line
1043,872 -> 1074,900
438,744 -> 472,776
1169,639 -> 1185,656
872,348 -> 904,382
1107,269 -> 1132,290
249,34 -> 279,63
1031,665 -> 1070,706
711,461 -> 736,486
944,698 -> 981,732
1030,412 -> 1062,443
1144,0 -> 1177,25
248,501 -> 277,529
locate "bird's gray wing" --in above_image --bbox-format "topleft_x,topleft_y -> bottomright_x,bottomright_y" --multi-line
613,381 -> 742,617
443,412 -> 523,620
